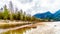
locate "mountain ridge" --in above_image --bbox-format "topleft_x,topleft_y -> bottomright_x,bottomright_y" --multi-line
33,10 -> 60,21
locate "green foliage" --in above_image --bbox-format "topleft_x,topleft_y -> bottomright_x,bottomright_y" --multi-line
15,11 -> 21,20
0,5 -> 41,22
0,12 -> 4,19
3,5 -> 9,20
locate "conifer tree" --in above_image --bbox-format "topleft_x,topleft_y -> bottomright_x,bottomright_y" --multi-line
20,10 -> 23,20
3,5 -> 9,20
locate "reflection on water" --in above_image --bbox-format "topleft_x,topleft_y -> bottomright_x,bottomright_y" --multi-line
1,27 -> 34,34
2,22 -> 60,34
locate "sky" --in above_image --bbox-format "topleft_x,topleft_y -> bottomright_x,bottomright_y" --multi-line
0,0 -> 60,16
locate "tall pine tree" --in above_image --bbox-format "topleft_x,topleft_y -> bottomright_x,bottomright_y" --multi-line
3,5 -> 9,20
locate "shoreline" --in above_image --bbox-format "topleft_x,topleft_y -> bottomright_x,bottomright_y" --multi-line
0,21 -> 60,34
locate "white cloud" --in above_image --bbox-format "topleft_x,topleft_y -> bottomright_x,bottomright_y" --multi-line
29,0 -> 60,15
39,0 -> 60,13
0,0 -> 60,16
17,0 -> 32,4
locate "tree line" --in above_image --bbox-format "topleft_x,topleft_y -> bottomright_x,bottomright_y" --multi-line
0,5 -> 40,22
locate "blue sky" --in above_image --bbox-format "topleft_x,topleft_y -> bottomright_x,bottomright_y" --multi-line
0,0 -> 60,15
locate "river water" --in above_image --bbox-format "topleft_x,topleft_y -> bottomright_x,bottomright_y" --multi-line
1,22 -> 60,34
0,27 -> 32,34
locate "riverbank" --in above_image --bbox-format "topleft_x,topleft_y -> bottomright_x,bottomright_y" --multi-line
0,21 -> 44,34
1,20 -> 58,34
25,22 -> 60,34
0,20 -> 34,29
1,21 -> 59,34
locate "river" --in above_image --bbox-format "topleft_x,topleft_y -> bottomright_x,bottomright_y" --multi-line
1,22 -> 60,34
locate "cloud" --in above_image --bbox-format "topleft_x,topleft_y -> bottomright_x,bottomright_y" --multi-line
0,0 -> 12,8
0,0 -> 60,16
18,0 -> 32,4
40,0 -> 60,12
26,0 -> 60,15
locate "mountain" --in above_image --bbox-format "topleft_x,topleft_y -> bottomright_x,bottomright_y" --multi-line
34,10 -> 60,21
34,11 -> 53,19
53,10 -> 60,21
